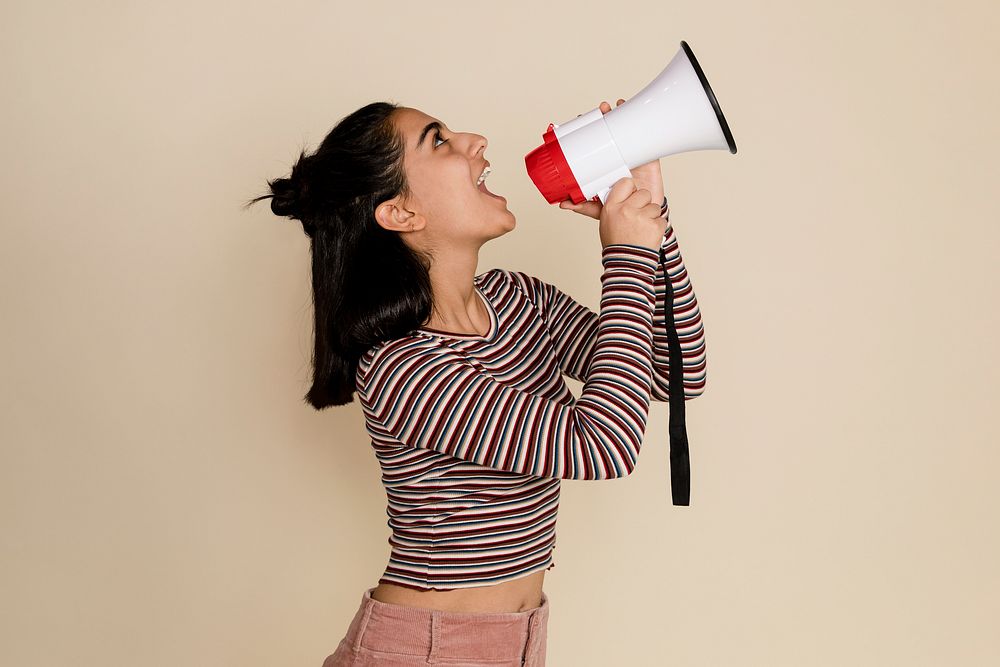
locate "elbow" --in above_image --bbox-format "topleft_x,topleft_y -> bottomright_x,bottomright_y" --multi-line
681,381 -> 708,401
689,362 -> 707,398
659,362 -> 708,401
574,456 -> 635,481
572,418 -> 641,480
611,434 -> 640,478
587,460 -> 634,480
575,443 -> 638,480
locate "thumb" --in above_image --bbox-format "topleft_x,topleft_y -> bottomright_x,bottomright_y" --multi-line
605,176 -> 636,205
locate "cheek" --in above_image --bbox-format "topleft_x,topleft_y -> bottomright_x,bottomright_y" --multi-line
446,158 -> 474,189
413,159 -> 470,192
436,163 -> 480,208
409,159 -> 481,215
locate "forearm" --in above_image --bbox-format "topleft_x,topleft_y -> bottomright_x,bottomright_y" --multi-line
649,215 -> 707,401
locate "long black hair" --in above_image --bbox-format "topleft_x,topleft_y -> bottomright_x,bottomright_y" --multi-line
245,101 -> 435,409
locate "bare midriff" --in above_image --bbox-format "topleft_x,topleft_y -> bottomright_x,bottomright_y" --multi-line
371,569 -> 545,613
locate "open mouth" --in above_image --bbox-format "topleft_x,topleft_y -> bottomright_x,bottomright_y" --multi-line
474,165 -> 504,200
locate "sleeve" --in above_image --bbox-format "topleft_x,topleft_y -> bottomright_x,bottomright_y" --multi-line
509,219 -> 707,401
357,245 -> 660,480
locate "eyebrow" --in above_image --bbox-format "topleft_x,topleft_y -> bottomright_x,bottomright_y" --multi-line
417,121 -> 442,150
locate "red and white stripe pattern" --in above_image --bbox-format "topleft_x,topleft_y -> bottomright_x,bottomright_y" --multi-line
356,222 -> 706,590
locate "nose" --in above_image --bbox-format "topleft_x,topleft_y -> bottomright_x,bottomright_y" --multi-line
470,134 -> 487,158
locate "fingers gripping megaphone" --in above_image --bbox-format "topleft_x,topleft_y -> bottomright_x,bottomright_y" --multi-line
524,41 -> 737,205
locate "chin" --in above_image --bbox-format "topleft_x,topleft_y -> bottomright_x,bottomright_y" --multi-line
484,213 -> 515,242
499,210 -> 516,231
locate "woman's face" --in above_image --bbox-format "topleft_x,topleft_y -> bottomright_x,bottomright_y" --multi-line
381,107 -> 515,249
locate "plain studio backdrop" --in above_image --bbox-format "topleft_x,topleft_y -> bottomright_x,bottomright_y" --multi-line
2,1 -> 998,665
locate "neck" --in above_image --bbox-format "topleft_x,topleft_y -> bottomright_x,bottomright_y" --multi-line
424,256 -> 487,334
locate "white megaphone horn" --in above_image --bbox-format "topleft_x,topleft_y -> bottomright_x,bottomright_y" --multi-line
525,40 -> 737,205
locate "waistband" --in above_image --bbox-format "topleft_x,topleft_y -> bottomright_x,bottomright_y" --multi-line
343,587 -> 549,663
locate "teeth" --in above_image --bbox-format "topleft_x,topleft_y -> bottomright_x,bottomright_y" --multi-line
476,166 -> 492,186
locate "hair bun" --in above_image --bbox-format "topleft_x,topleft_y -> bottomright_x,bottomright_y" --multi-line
270,176 -> 301,218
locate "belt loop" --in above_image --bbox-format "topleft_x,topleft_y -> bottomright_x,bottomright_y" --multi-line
427,610 -> 440,664
530,609 -> 545,663
351,602 -> 375,652
520,614 -> 534,665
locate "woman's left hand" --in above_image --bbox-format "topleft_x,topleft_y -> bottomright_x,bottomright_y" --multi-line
559,98 -> 665,220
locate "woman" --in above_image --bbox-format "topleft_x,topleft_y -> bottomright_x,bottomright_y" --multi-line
248,100 -> 707,666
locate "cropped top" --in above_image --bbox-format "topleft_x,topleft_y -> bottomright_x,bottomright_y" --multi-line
355,221 -> 707,590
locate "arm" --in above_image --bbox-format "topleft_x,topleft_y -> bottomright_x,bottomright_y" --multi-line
509,219 -> 707,401
357,245 -> 660,480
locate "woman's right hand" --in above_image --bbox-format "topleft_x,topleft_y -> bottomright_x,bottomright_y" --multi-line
599,177 -> 667,251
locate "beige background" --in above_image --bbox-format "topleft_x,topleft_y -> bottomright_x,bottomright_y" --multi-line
2,1 -> 998,665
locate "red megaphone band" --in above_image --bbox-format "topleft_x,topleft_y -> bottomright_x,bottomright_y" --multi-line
524,123 -> 597,205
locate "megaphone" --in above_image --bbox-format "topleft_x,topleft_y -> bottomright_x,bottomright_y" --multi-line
525,40 -> 737,205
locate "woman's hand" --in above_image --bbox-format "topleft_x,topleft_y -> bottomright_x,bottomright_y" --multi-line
559,98 -> 666,220
599,176 -> 669,251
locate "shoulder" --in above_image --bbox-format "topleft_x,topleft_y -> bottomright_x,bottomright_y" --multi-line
479,267 -> 543,304
356,334 -> 466,400
359,335 -> 437,378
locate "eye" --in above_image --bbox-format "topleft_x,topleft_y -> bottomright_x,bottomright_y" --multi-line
432,129 -> 448,149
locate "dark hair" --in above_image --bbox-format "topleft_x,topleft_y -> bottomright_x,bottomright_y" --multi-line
244,101 -> 435,409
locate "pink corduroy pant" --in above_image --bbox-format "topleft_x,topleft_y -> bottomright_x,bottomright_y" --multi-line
321,587 -> 550,666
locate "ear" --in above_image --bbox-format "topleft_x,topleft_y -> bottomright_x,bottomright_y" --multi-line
375,196 -> 426,233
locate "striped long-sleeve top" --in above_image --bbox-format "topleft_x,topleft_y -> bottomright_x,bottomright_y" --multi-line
355,220 -> 707,590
